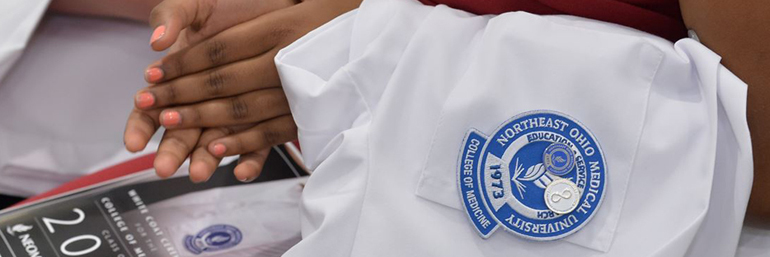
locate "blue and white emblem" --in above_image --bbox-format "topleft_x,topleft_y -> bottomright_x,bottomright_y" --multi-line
184,224 -> 243,254
458,110 -> 606,240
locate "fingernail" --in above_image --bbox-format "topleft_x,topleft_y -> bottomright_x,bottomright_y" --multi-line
161,110 -> 181,127
150,25 -> 166,45
192,175 -> 211,184
135,92 -> 155,109
145,67 -> 164,83
239,176 -> 255,183
212,143 -> 227,156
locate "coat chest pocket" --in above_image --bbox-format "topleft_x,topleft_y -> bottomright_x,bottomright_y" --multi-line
414,13 -> 665,252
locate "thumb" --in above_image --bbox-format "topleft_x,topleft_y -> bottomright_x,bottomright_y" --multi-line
148,0 -> 211,51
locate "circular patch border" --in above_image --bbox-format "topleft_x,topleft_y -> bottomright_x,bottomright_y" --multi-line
459,110 -> 608,241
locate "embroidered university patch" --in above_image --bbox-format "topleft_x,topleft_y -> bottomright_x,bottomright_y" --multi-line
458,110 -> 607,240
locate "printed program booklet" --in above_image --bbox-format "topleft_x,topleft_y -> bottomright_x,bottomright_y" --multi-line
0,145 -> 307,257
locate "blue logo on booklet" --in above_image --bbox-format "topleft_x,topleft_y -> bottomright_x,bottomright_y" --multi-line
184,224 -> 243,254
458,110 -> 607,240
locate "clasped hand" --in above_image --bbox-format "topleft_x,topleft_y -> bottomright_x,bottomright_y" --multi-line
123,0 -> 360,182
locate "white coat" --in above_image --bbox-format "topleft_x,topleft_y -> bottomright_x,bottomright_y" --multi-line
275,0 -> 757,256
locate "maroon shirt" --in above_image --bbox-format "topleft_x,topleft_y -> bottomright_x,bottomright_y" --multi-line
420,0 -> 687,41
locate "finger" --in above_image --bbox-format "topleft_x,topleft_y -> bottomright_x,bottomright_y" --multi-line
180,0 -> 295,45
155,128 -> 201,178
135,51 -> 280,110
207,115 -> 297,157
149,0 -> 294,52
234,148 -> 271,182
144,9 -> 295,83
158,88 -> 290,129
188,128 -> 226,183
167,28 -> 191,54
148,0 -> 213,51
124,108 -> 162,152
188,125 -> 253,183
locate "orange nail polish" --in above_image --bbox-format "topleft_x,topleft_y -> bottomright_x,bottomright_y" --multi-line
212,143 -> 227,156
161,110 -> 181,127
150,25 -> 166,45
145,67 -> 164,83
135,92 -> 155,109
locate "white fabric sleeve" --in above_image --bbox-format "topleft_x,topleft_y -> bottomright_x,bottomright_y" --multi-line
275,0 -> 434,170
275,10 -> 364,171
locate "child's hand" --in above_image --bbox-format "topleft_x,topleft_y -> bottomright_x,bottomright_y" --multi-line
124,0 -> 362,182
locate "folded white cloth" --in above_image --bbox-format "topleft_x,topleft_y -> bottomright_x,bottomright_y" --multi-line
275,0 -> 754,256
0,0 -> 49,80
0,14 -> 163,196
